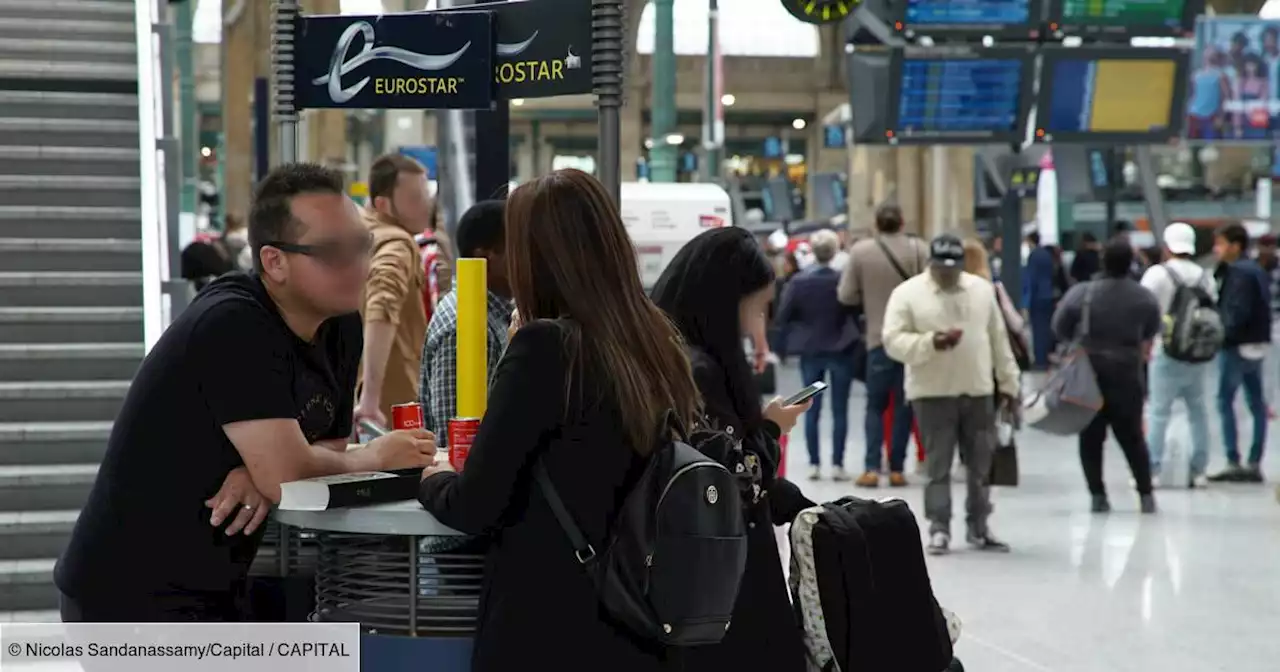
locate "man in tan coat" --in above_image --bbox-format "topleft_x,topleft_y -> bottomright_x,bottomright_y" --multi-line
838,204 -> 928,487
355,154 -> 433,428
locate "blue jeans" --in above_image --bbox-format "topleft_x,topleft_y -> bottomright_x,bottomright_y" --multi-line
800,353 -> 856,468
1028,300 -> 1055,369
864,346 -> 912,472
1218,348 -> 1268,466
1145,352 -> 1211,477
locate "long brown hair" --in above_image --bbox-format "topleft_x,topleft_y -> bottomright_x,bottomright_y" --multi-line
504,169 -> 701,453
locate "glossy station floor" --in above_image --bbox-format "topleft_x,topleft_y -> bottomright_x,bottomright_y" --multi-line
785,369 -> 1280,672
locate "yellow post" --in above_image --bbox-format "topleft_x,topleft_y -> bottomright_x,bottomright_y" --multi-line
455,258 -> 488,419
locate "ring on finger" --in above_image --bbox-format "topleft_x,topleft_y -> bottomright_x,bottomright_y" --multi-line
243,503 -> 255,512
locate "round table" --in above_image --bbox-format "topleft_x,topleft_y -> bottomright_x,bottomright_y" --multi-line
274,501 -> 480,672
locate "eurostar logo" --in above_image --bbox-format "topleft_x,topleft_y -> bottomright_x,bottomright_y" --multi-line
311,21 -> 541,104
312,21 -> 472,103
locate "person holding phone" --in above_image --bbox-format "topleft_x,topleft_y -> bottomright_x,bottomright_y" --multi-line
882,233 -> 1021,556
652,227 -> 814,672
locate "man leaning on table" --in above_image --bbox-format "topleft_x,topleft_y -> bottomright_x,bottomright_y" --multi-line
54,164 -> 435,622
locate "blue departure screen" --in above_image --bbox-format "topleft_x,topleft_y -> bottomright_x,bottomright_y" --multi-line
905,0 -> 1032,26
896,58 -> 1025,136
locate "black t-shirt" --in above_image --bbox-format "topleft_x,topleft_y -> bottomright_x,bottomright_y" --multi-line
55,273 -> 361,602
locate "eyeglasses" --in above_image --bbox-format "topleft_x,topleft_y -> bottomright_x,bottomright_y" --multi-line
264,233 -> 375,268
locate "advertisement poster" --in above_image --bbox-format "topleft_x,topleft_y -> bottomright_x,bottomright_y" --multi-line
1186,17 -> 1280,142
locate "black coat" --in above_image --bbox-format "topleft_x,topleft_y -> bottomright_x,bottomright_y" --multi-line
683,348 -> 812,672
419,321 -> 675,672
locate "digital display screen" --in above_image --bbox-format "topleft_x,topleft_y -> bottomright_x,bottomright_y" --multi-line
896,58 -> 1026,137
906,0 -> 1032,26
1060,0 -> 1185,28
1043,58 -> 1177,133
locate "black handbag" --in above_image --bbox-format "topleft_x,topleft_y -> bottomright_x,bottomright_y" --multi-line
989,438 -> 1019,487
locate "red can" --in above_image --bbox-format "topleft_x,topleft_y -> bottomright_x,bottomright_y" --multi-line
447,418 -> 480,471
391,402 -> 424,431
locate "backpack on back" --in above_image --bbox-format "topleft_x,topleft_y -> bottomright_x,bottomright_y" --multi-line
534,411 -> 748,646
790,497 -> 956,672
1161,265 -> 1223,363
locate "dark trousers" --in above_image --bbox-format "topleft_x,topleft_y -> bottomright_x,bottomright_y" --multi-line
1028,301 -> 1055,368
864,346 -> 912,472
1079,356 -> 1152,496
799,352 -> 855,468
1217,348 -> 1268,467
60,588 -> 244,622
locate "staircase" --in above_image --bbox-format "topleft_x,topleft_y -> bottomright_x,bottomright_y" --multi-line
0,0 -> 144,618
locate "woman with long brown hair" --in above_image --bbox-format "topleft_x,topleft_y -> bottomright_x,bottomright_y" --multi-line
418,169 -> 700,671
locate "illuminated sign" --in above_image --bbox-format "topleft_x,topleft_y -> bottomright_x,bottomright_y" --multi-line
439,0 -> 594,99
294,11 -> 495,110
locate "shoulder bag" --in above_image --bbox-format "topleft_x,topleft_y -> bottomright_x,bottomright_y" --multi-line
1021,282 -> 1104,435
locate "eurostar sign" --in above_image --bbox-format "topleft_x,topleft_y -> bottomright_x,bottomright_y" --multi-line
295,11 -> 495,110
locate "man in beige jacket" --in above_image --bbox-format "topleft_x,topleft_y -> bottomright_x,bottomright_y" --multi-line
355,154 -> 432,428
882,233 -> 1020,556
838,205 -> 928,487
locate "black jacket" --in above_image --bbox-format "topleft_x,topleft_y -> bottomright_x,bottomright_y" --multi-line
419,321 -> 675,672
1216,259 -> 1272,346
683,347 -> 811,672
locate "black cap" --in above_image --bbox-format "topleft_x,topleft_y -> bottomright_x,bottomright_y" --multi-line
929,233 -> 965,268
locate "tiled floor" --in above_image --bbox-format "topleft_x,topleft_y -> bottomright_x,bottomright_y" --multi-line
783,366 -> 1280,672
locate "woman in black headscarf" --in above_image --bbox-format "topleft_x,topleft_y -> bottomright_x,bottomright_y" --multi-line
651,227 -> 813,672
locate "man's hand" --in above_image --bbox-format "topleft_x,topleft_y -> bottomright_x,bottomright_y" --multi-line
206,467 -> 270,535
932,332 -> 954,350
421,460 -> 456,481
353,397 -> 387,431
368,429 -> 437,470
946,328 -> 964,346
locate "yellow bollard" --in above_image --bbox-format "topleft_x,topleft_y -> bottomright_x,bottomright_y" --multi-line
454,258 -> 488,419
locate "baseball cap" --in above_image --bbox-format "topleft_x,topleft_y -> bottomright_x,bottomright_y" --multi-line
929,233 -> 965,268
1163,222 -> 1197,256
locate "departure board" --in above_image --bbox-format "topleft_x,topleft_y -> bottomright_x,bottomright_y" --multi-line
895,58 -> 1026,139
1060,0 -> 1184,27
1036,48 -> 1188,142
905,0 -> 1033,26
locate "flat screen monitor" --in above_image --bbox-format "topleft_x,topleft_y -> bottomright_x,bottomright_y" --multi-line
849,46 -> 1035,145
1184,17 -> 1280,144
1047,0 -> 1201,38
1035,46 -> 1189,144
899,0 -> 1045,39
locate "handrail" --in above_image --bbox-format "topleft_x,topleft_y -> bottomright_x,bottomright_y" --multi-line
135,0 -> 167,352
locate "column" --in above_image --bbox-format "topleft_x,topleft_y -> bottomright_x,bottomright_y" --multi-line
805,115 -> 847,221
221,0 -> 255,219
303,0 -> 347,173
846,145 -> 895,236
648,0 -> 677,182
174,0 -> 198,217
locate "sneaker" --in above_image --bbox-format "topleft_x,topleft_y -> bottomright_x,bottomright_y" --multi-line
966,530 -> 1011,552
1140,494 -> 1158,514
1242,464 -> 1265,483
831,466 -> 849,481
1208,464 -> 1247,482
927,531 -> 950,556
854,471 -> 880,488
1189,474 -> 1209,489
1091,494 -> 1111,513
808,465 -> 822,481
1149,474 -> 1161,490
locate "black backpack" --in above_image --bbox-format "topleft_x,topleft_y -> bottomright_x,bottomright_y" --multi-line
534,412 -> 748,646
790,497 -> 954,672
1161,265 -> 1223,363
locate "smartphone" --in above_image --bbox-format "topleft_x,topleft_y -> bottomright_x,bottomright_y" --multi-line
782,381 -> 828,407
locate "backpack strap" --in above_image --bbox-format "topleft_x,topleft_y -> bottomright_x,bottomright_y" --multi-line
533,461 -> 597,565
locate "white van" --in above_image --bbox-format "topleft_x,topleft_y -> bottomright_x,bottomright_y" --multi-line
620,182 -> 734,289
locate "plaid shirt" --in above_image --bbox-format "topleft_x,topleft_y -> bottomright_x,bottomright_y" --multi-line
419,289 -> 513,445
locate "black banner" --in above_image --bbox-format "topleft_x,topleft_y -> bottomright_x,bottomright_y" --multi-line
294,11 -> 495,110
438,0 -> 593,99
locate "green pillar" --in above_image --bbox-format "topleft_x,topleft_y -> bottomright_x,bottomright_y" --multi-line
649,0 -> 677,183
175,0 -> 199,217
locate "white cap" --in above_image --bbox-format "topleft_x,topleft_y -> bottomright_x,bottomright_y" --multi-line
1164,222 -> 1197,256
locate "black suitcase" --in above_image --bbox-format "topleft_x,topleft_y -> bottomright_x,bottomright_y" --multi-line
810,497 -> 953,672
